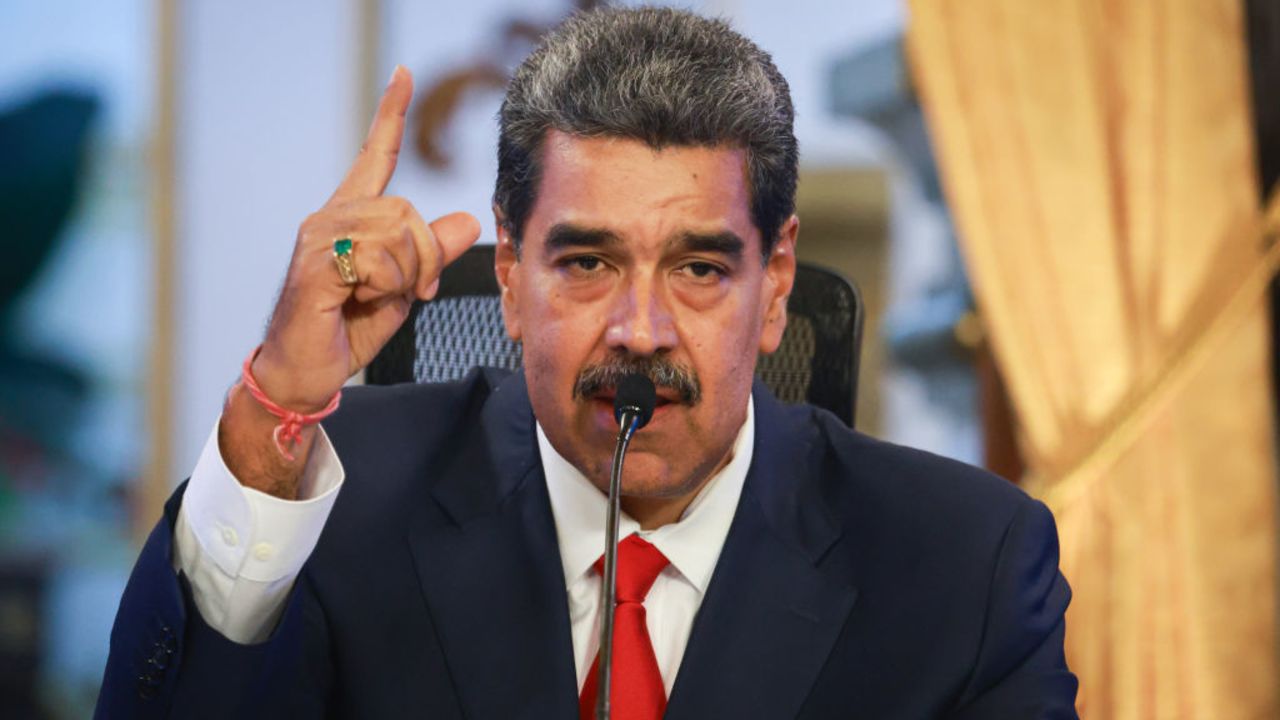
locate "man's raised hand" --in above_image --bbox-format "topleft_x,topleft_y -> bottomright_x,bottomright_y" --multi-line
251,65 -> 481,414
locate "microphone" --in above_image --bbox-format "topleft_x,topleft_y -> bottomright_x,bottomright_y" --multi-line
595,373 -> 656,720
613,373 -> 657,431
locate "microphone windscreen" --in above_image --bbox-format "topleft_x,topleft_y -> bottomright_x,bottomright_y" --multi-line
614,373 -> 657,429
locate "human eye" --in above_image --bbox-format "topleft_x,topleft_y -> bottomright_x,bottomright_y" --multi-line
558,254 -> 608,278
676,260 -> 728,284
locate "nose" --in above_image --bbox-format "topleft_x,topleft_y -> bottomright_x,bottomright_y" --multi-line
604,272 -> 678,356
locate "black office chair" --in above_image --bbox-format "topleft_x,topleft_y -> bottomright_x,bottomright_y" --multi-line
367,245 -> 864,427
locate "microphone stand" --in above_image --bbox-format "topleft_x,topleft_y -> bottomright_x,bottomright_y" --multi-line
595,408 -> 642,720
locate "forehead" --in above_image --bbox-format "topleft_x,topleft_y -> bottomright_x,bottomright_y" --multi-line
524,130 -> 760,254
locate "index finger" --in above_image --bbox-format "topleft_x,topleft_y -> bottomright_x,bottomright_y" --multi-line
329,65 -> 413,205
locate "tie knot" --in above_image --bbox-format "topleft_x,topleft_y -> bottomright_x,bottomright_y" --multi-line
594,534 -> 669,604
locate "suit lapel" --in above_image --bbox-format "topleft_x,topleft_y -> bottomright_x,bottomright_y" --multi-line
665,384 -> 859,719
406,372 -> 579,719
403,374 -> 857,718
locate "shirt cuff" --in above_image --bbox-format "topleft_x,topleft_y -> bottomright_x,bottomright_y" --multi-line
182,417 -> 345,583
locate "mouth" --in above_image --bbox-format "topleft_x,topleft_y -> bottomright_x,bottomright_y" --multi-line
591,387 -> 680,406
588,388 -> 679,425
572,356 -> 702,410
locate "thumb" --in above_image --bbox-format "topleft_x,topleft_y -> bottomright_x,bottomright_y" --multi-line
430,211 -> 483,265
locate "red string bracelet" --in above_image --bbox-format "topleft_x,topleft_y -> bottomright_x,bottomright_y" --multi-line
240,347 -> 342,461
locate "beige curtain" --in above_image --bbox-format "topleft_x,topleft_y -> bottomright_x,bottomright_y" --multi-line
907,1 -> 1279,717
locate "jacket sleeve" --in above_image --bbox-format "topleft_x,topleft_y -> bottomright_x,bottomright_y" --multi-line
948,499 -> 1080,720
94,483 -> 334,719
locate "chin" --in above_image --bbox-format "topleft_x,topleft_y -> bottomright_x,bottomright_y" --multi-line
612,451 -> 705,499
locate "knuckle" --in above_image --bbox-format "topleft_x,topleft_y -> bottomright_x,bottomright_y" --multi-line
398,228 -> 416,256
297,212 -> 327,241
299,211 -> 323,231
374,261 -> 405,292
417,236 -> 440,270
387,195 -> 411,218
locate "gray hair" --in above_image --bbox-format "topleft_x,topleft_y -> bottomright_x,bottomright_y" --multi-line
494,5 -> 798,259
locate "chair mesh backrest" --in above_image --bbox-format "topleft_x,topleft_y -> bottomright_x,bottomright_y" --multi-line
411,296 -> 522,382
367,246 -> 863,427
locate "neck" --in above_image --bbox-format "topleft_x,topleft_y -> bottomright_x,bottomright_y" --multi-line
620,496 -> 694,530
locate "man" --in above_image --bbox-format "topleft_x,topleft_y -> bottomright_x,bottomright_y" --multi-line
98,7 -> 1078,718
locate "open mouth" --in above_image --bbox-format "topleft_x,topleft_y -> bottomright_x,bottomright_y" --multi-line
573,358 -> 701,408
591,389 -> 678,408
588,389 -> 679,428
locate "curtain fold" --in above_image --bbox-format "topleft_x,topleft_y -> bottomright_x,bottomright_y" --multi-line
907,1 -> 1278,716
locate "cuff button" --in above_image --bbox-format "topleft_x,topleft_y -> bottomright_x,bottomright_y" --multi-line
252,542 -> 275,562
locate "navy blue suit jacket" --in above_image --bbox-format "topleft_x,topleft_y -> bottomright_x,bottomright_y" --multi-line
97,369 -> 1078,718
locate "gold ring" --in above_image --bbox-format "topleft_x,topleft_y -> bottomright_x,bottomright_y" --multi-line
333,238 -> 358,285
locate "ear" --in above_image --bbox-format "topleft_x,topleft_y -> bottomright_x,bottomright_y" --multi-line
758,215 -> 798,354
493,206 -> 522,342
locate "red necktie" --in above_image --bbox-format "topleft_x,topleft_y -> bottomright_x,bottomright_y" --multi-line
579,534 -> 670,720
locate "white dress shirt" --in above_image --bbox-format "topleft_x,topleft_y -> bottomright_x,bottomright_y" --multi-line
173,397 -> 754,695
173,423 -> 344,643
539,400 -> 752,694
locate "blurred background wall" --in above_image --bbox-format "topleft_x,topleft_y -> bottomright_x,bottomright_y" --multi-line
1,2 -> 154,716
4,0 -> 1273,717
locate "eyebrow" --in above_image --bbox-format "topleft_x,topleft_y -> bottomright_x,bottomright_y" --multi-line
543,224 -> 624,255
541,223 -> 746,262
674,231 -> 745,261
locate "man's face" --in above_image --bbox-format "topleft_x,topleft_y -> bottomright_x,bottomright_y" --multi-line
495,130 -> 796,502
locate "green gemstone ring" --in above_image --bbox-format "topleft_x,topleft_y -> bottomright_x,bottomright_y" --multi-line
333,238 -> 359,285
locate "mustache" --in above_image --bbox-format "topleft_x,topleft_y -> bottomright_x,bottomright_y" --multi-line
572,355 -> 702,406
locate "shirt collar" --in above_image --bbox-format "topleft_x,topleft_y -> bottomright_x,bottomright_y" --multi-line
538,397 -> 754,595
